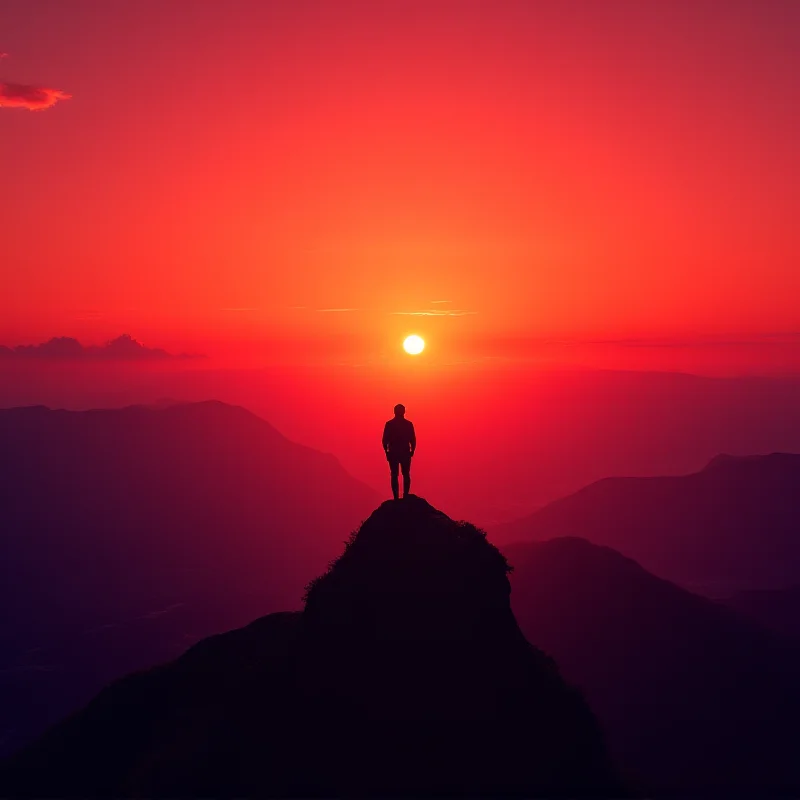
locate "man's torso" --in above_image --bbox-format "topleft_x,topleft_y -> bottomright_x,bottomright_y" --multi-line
384,417 -> 414,458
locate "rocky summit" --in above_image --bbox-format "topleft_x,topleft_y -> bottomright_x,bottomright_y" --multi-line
2,496 -> 623,797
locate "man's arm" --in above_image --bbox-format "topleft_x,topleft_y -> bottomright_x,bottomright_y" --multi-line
382,421 -> 390,453
409,422 -> 416,456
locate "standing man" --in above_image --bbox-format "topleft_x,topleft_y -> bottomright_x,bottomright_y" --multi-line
382,403 -> 416,500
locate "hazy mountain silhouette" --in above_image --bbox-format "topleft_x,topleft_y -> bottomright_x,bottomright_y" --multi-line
505,537 -> 800,794
495,452 -> 800,595
2,368 -> 800,527
722,586 -> 800,638
0,402 -> 378,755
0,334 -> 201,359
1,497 -> 623,797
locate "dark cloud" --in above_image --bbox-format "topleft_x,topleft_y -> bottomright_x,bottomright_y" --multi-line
0,335 -> 203,360
0,82 -> 71,110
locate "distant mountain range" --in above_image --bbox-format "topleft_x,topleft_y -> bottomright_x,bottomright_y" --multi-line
2,368 -> 800,527
1,498 -> 623,798
494,452 -> 800,595
0,402 -> 378,756
505,537 -> 800,794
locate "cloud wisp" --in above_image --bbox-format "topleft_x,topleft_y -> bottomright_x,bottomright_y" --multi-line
392,309 -> 477,317
0,334 -> 202,360
0,82 -> 72,110
584,332 -> 800,349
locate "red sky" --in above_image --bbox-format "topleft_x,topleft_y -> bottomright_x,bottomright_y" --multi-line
1,0 -> 799,366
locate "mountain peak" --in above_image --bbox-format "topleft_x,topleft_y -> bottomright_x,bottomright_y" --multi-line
303,495 -> 516,658
2,497 -> 624,797
305,494 -> 511,615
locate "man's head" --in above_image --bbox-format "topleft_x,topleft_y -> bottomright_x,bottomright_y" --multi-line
393,403 -> 406,418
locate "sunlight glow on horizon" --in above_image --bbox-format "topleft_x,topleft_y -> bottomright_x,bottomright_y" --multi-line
2,2 -> 799,360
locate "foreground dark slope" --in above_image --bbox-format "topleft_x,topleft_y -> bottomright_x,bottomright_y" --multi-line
495,452 -> 800,594
506,538 -> 800,795
722,586 -> 800,637
0,402 -> 378,755
1,497 -> 623,797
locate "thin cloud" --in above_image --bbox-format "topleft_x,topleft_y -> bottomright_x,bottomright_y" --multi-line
73,309 -> 104,321
139,603 -> 186,620
0,53 -> 9,59
430,299 -> 452,304
0,82 -> 72,110
585,332 -> 800,349
392,309 -> 477,317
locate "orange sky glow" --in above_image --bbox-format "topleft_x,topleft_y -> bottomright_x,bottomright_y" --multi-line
2,1 -> 798,371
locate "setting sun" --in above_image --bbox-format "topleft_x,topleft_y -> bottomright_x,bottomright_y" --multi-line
403,335 -> 425,355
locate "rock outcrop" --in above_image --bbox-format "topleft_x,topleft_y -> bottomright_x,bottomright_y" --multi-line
2,496 -> 623,797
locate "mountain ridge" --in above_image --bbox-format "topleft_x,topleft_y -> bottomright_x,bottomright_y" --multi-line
505,535 -> 800,794
0,401 -> 379,757
494,452 -> 800,594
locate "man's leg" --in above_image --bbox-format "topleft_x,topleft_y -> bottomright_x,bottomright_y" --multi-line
389,460 -> 400,500
401,458 -> 411,498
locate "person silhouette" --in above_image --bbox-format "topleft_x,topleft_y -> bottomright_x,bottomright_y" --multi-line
382,403 -> 416,500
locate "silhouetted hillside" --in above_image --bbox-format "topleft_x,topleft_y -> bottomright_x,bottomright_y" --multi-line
723,586 -> 800,638
1,497 -> 623,797
0,402 -> 378,755
495,452 -> 800,594
505,537 -> 800,795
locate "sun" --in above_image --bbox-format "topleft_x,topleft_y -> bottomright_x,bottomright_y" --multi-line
403,334 -> 425,355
